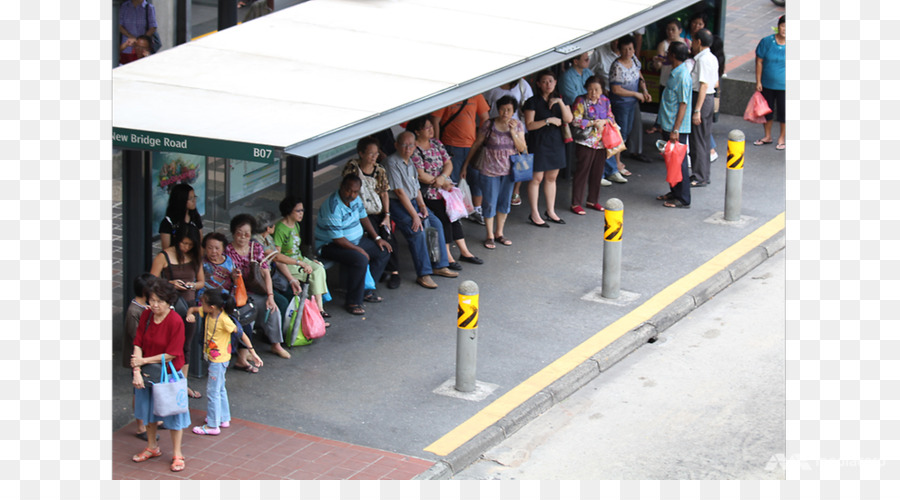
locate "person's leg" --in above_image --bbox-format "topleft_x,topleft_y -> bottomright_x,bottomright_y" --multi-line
494,175 -> 514,241
445,145 -> 469,184
424,198 -> 454,261
759,87 -> 776,143
357,237 -> 391,292
528,171 -> 546,224
170,429 -> 184,469
320,242 -> 367,309
586,148 -> 606,206
572,145 -> 592,208
180,320 -> 199,398
775,89 -> 786,147
689,96 -> 713,185
604,156 -> 618,178
543,169 -> 561,220
627,100 -> 643,155
481,175 -> 500,241
205,362 -> 224,428
390,199 -> 432,277
467,168 -> 484,221
670,132 -> 691,206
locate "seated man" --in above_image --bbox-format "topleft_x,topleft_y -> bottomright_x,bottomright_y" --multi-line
315,174 -> 392,315
383,131 -> 459,289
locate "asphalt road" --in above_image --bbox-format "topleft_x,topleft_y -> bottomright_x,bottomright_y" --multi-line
454,250 -> 786,480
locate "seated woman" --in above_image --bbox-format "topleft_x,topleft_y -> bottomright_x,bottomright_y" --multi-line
405,116 -> 483,267
251,211 -> 298,319
149,224 -> 204,398
225,214 -> 290,359
273,196 -> 332,315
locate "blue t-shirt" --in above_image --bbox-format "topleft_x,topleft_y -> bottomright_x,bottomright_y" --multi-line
658,63 -> 693,134
756,34 -> 785,91
315,191 -> 367,250
559,67 -> 594,106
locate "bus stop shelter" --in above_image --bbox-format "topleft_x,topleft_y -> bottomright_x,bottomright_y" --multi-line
112,0 -> 711,306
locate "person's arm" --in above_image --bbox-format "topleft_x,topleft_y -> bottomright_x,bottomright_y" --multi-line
638,71 -> 651,103
509,121 -> 527,153
239,330 -> 264,368
524,109 -> 540,131
360,216 -> 392,252
460,130 -> 487,177
558,98 -> 574,124
692,81 -> 709,125
670,101 -> 687,142
394,188 -> 423,233
755,56 -> 764,92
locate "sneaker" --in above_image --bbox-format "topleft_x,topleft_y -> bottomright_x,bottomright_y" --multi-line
601,178 -> 612,187
468,210 -> 485,225
710,151 -> 719,162
511,193 -> 522,206
609,172 -> 628,183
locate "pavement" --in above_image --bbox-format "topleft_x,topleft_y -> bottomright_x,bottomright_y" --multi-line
111,0 -> 786,481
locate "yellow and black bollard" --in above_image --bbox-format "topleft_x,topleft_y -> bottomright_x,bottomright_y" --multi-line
601,198 -> 624,299
725,130 -> 745,221
455,280 -> 479,393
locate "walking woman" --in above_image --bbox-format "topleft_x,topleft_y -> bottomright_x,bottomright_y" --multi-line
523,70 -> 573,226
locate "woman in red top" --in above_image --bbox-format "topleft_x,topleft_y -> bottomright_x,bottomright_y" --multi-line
130,279 -> 190,472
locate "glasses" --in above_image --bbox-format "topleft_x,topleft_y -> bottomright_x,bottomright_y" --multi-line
294,208 -> 305,213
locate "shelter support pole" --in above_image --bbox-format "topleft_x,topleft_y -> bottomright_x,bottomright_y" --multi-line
122,150 -> 153,311
176,0 -> 191,45
285,154 -> 316,254
218,0 -> 238,32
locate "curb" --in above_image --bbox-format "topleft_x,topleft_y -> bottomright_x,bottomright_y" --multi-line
415,228 -> 785,479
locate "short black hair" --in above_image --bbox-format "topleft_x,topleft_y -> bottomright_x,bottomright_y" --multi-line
405,116 -> 431,135
668,41 -> 690,62
133,272 -> 156,298
230,213 -> 256,235
279,195 -> 303,217
695,28 -> 713,48
202,232 -> 228,249
617,34 -> 635,50
495,95 -> 519,113
148,279 -> 178,306
356,136 -> 380,154
341,173 -> 362,189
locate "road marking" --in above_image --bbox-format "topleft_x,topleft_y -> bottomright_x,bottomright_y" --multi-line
424,212 -> 785,456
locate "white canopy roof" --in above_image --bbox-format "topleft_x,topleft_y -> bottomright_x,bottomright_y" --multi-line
113,0 -> 695,159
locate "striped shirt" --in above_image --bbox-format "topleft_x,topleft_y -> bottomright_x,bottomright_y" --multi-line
315,191 -> 367,250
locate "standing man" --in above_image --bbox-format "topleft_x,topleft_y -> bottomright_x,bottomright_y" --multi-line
430,97 -> 490,224
315,175 -> 392,316
383,131 -> 460,289
688,29 -> 719,188
119,0 -> 157,66
656,41 -> 692,209
559,52 -> 594,106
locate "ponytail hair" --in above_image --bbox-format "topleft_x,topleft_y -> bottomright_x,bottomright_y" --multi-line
202,290 -> 237,316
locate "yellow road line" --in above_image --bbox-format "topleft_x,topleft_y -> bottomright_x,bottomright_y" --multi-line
425,212 -> 785,456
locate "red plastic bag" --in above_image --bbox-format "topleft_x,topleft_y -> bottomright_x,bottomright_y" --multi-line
301,297 -> 326,340
663,140 -> 687,187
601,120 -> 622,149
743,91 -> 772,124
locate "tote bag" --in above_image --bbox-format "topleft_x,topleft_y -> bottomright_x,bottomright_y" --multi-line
151,354 -> 189,417
509,152 -> 534,183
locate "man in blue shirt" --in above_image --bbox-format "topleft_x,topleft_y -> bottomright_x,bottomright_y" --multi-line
315,175 -> 393,315
656,41 -> 693,209
119,0 -> 157,65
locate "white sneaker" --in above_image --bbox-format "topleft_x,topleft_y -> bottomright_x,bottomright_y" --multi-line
601,178 -> 612,186
468,210 -> 485,225
608,172 -> 628,184
710,151 -> 719,162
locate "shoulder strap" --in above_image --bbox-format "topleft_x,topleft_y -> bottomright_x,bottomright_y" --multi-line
440,99 -> 469,131
161,249 -> 176,279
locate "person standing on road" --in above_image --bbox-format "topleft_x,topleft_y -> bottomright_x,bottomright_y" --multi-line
656,41 -> 692,209
609,34 -> 652,178
754,15 -> 786,151
119,0 -> 157,66
688,29 -> 719,188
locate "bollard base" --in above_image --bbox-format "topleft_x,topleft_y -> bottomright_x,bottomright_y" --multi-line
704,212 -> 757,227
433,378 -> 499,402
581,288 -> 641,306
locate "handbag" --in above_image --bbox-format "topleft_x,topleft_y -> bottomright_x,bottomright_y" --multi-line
244,241 -> 275,296
743,91 -> 771,124
663,140 -> 688,187
300,296 -> 326,341
509,151 -> 534,183
144,4 -> 162,53
571,124 -> 593,142
150,354 -> 189,417
471,122 -> 494,171
440,187 -> 469,222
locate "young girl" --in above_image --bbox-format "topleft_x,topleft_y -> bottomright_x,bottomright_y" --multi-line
186,291 -> 263,435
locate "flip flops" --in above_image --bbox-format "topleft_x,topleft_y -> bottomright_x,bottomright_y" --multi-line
753,139 -> 773,146
495,236 -> 512,246
775,143 -> 786,150
192,425 -> 220,436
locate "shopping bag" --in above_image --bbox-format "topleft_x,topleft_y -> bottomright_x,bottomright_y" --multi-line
151,354 -> 189,417
441,187 -> 469,222
509,152 -> 534,183
233,274 -> 249,307
301,297 -> 326,340
604,121 -> 627,158
364,265 -> 376,291
423,219 -> 440,263
458,178 -> 475,215
743,91 -> 771,124
663,140 -> 687,187
601,120 -> 622,149
284,293 -> 313,347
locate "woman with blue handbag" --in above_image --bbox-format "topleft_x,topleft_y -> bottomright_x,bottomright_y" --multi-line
460,96 -> 528,249
130,279 -> 190,473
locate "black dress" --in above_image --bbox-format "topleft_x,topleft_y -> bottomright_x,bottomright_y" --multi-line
523,95 -> 566,173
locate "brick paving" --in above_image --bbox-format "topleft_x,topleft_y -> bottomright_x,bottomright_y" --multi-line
113,410 -> 434,480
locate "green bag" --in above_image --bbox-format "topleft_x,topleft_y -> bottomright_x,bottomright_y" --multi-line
284,294 -> 312,347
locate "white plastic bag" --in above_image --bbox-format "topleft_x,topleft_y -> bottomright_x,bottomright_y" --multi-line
458,178 -> 475,215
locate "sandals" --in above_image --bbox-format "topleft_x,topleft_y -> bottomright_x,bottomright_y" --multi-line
321,310 -> 331,319
656,193 -> 674,201
495,235 -> 512,246
775,143 -> 786,150
483,238 -> 496,250
346,304 -> 365,315
187,387 -> 202,399
753,139 -> 773,146
171,455 -> 185,472
585,202 -> 605,212
192,425 -> 221,436
235,363 -> 259,374
132,446 -> 162,463
363,293 -> 383,303
571,205 -> 586,216
663,200 -> 690,209
619,167 -> 632,176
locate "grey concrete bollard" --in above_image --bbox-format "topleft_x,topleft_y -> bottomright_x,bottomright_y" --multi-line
456,280 -> 479,392
725,129 -> 745,222
601,198 -> 623,299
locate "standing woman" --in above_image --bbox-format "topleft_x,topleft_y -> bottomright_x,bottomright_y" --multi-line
523,70 -> 573,226
406,117 -> 483,267
461,96 -> 528,249
130,279 -> 189,473
570,76 -> 614,215
754,15 -> 786,150
149,224 -> 204,399
609,34 -> 652,177
272,197 -> 331,316
158,184 -> 202,251
342,136 -> 402,286
225,214 -> 289,359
